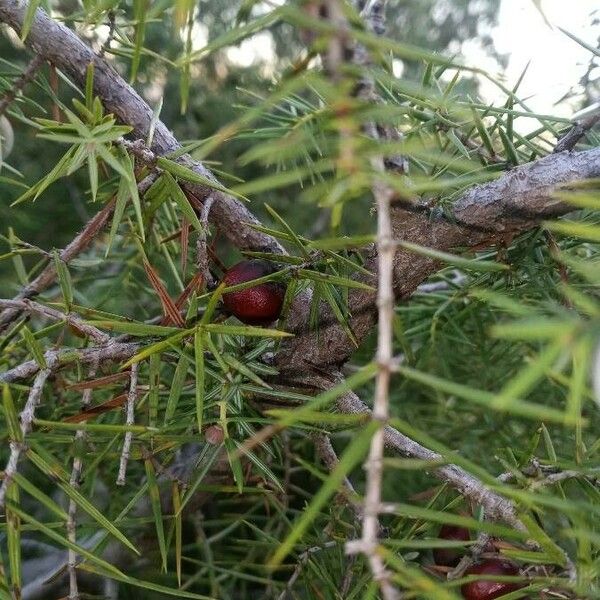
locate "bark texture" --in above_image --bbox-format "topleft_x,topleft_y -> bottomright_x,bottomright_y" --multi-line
276,147 -> 600,372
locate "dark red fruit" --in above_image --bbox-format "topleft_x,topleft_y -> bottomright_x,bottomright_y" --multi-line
461,559 -> 523,600
222,260 -> 285,326
433,524 -> 470,567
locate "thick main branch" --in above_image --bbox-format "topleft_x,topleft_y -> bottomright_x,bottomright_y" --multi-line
277,147 -> 600,372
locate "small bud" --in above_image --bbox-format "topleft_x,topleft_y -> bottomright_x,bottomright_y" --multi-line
204,425 -> 225,445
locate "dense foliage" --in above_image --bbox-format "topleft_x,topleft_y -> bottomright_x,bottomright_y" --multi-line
0,1 -> 599,599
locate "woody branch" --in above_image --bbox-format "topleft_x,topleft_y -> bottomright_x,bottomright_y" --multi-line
0,0 -> 598,543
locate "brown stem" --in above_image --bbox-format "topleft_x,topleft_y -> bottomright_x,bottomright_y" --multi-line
277,146 -> 600,374
0,54 -> 44,118
0,197 -> 116,330
554,110 -> 600,153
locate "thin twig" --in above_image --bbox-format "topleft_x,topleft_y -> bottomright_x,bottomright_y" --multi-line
447,465 -> 586,582
320,10 -> 401,595
66,362 -> 97,600
0,368 -> 50,511
196,194 -> 215,288
0,169 -> 158,333
339,9 -> 399,593
554,110 -> 600,153
116,363 -> 139,485
346,123 -> 399,599
339,554 -> 358,597
98,10 -> 115,58
0,54 -> 44,118
529,469 -> 596,490
0,299 -> 110,344
447,532 -> 492,580
334,386 -> 527,532
355,0 -> 408,177
277,541 -> 337,600
117,137 -> 157,165
0,198 -> 116,331
0,341 -> 139,384
416,271 -> 467,294
313,433 -> 362,519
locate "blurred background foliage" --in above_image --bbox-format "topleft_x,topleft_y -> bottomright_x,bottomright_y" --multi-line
0,0 -> 509,283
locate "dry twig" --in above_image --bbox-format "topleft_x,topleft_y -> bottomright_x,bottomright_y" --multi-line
334,386 -> 526,531
0,299 -> 110,344
554,109 -> 600,153
98,9 -> 116,58
313,433 -> 362,518
277,541 -> 337,600
116,363 -> 139,485
0,54 -> 44,118
67,362 -> 97,600
0,342 -> 139,384
344,124 -> 399,599
0,368 -> 50,511
0,198 -> 116,330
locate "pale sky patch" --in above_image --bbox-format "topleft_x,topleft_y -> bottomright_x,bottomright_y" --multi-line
217,0 -> 599,128
480,0 -> 598,118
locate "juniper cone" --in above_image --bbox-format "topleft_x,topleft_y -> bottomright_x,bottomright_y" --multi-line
433,524 -> 471,567
222,260 -> 286,325
461,560 -> 524,600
